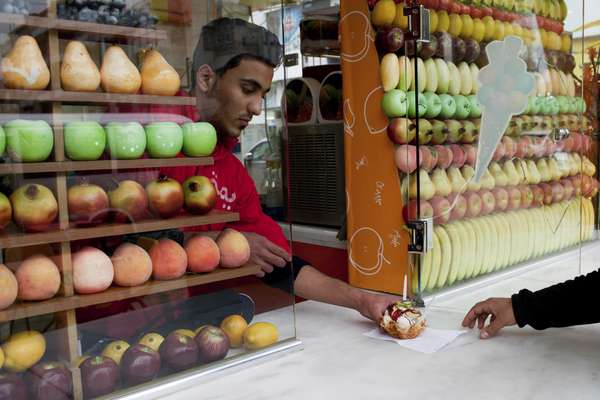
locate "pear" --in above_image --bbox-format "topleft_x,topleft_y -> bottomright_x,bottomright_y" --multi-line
435,58 -> 450,94
489,162 -> 508,186
431,168 -> 452,197
60,41 -> 100,92
141,49 -> 181,96
410,57 -> 427,93
480,169 -> 496,190
513,159 -> 526,183
571,153 -> 582,174
458,62 -> 472,96
461,165 -> 481,191
469,63 -> 479,94
536,158 -> 551,182
381,53 -> 400,92
582,155 -> 596,177
547,157 -> 561,181
409,169 -> 436,200
398,56 -> 413,91
100,45 -> 142,94
447,61 -> 461,96
502,160 -> 521,186
526,159 -> 542,184
1,35 -> 50,90
447,166 -> 467,193
424,58 -> 438,93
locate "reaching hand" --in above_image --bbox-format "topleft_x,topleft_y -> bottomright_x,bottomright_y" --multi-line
357,291 -> 402,322
462,297 -> 517,339
241,232 -> 292,277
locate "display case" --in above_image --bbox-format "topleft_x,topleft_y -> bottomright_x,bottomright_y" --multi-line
341,0 -> 597,300
0,1 -> 299,399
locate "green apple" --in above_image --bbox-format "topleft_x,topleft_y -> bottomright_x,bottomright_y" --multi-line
381,89 -> 408,118
467,95 -> 482,118
0,126 -> 5,155
64,121 -> 106,161
567,97 -> 578,114
538,97 -> 550,115
557,96 -> 570,114
5,119 -> 53,162
452,95 -> 472,119
438,94 -> 457,119
105,122 -> 146,160
423,92 -> 442,118
145,122 -> 183,158
528,96 -> 541,115
406,90 -> 427,118
546,96 -> 559,115
182,122 -> 217,157
577,97 -> 586,113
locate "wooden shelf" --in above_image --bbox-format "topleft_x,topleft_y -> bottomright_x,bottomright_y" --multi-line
0,210 -> 239,249
0,12 -> 167,42
0,157 -> 213,174
0,264 -> 261,323
0,89 -> 196,105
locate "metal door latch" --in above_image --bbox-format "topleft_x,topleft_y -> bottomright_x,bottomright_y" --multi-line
404,4 -> 430,43
407,217 -> 433,254
552,127 -> 570,142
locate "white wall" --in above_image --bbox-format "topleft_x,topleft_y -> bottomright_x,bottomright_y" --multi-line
565,1 -> 600,38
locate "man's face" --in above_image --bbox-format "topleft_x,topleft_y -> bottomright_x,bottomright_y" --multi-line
205,58 -> 274,138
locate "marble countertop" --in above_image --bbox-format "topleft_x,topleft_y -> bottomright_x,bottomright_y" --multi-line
162,252 -> 600,400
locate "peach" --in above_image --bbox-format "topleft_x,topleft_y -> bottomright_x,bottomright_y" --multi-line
185,235 -> 220,273
216,229 -> 251,268
16,255 -> 61,301
73,247 -> 114,294
150,239 -> 187,280
112,243 -> 153,287
0,264 -> 18,310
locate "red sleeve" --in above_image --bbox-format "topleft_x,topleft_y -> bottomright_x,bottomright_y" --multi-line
228,162 -> 290,254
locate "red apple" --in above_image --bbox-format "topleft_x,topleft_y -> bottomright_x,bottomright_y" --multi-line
420,146 -> 438,172
530,137 -> 546,158
447,193 -> 467,221
438,0 -> 452,11
551,182 -> 565,203
516,137 -> 531,159
539,183 -> 554,205
480,6 -> 493,17
581,134 -> 591,153
395,145 -> 421,174
561,178 -> 575,200
450,3 -> 462,14
571,175 -> 583,196
463,144 -> 477,166
506,186 -> 522,210
434,145 -> 454,169
464,192 -> 483,218
430,196 -> 451,224
531,185 -> 545,207
544,139 -> 558,156
492,187 -> 509,211
402,199 -> 434,221
492,142 -> 506,161
518,185 -> 534,208
388,118 -> 414,145
502,137 -> 516,159
562,136 -> 574,152
449,144 -> 466,168
478,190 -> 496,215
570,133 -> 582,152
581,175 -> 594,198
470,7 -> 483,18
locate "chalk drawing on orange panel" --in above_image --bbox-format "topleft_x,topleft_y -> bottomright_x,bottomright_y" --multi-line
340,11 -> 373,63
355,155 -> 367,171
349,227 -> 391,276
374,180 -> 384,206
389,229 -> 402,249
364,85 -> 387,135
344,98 -> 356,137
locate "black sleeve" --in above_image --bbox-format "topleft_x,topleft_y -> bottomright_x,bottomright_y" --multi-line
260,256 -> 309,294
511,268 -> 600,330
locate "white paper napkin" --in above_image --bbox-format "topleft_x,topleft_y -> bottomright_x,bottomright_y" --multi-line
364,327 -> 468,354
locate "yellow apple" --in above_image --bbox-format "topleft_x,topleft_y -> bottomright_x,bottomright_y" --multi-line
482,16 -> 496,41
138,332 -> 165,352
448,13 -> 463,37
436,10 -> 450,32
472,18 -> 485,42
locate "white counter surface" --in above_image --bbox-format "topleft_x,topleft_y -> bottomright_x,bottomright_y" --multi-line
163,249 -> 600,400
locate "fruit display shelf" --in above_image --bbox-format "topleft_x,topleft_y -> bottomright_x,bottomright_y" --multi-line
0,210 -> 239,250
0,156 -> 213,174
0,11 -> 167,42
0,88 -> 196,105
0,264 -> 261,323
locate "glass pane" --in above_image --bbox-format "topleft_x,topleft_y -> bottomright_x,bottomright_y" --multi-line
0,2 -> 296,399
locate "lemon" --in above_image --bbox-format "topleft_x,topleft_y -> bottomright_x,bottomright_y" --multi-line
448,13 -> 463,37
460,14 -> 474,38
1,330 -> 46,372
221,315 -> 248,348
243,322 -> 278,350
393,3 -> 409,29
372,0 -> 396,27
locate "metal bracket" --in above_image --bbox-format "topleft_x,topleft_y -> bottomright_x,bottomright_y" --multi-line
407,217 -> 433,254
551,127 -> 571,142
404,4 -> 430,43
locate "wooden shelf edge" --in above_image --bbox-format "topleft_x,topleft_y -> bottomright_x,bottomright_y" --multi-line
0,12 -> 167,41
0,211 -> 239,249
0,89 -> 196,105
0,157 -> 213,174
0,265 -> 261,323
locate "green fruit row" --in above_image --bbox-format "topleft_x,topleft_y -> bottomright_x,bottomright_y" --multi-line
522,95 -> 586,115
382,89 -> 482,120
0,120 -> 217,163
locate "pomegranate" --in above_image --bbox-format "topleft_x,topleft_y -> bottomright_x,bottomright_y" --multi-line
182,176 -> 217,215
67,181 -> 109,226
108,180 -> 148,223
0,192 -> 13,230
10,184 -> 58,232
145,175 -> 184,218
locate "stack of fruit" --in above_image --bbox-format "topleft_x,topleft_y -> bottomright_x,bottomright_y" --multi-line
57,0 -> 158,28
370,0 -> 597,291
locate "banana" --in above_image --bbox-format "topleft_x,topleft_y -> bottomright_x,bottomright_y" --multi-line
426,231 -> 442,291
466,219 -> 484,278
398,55 -> 412,91
418,237 -> 433,291
435,226 -> 453,289
477,216 -> 493,275
435,58 -> 450,94
459,220 -> 476,280
452,221 -> 469,282
442,223 -> 462,286
380,53 -> 400,92
424,58 -> 438,93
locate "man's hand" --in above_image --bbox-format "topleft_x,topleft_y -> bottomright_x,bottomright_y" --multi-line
356,291 -> 402,322
241,232 -> 291,277
462,297 -> 516,339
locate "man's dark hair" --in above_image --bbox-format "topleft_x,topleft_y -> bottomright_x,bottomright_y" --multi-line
191,17 -> 283,89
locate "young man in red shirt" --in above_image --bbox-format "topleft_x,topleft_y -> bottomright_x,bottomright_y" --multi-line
158,17 -> 398,323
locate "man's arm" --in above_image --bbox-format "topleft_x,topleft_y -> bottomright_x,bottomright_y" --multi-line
294,265 -> 400,322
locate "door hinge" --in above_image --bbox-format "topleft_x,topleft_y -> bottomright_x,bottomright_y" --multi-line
407,217 -> 433,254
